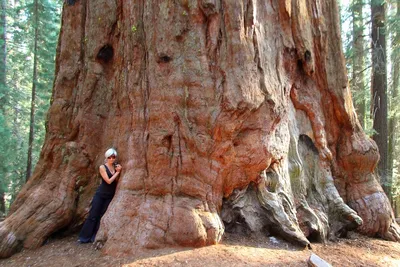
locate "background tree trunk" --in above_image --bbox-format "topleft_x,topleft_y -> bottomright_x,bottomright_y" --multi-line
388,0 -> 400,213
371,0 -> 389,197
0,0 -> 5,101
351,0 -> 366,129
0,0 -> 7,215
25,0 -> 39,181
0,0 -> 399,258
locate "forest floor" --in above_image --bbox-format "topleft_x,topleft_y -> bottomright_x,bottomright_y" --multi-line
0,231 -> 400,267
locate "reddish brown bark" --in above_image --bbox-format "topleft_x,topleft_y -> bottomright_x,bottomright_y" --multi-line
0,0 -> 398,258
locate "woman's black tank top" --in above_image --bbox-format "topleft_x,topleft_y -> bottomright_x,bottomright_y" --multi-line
97,164 -> 117,197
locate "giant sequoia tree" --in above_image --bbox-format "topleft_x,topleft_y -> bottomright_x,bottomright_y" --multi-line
0,0 -> 399,258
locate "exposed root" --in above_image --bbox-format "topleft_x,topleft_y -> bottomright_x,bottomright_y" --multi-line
222,168 -> 310,248
296,199 -> 329,242
348,186 -> 399,241
383,221 -> 400,242
257,171 -> 310,247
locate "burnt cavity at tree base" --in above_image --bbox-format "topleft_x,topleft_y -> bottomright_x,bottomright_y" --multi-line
222,181 -> 312,248
221,181 -> 358,248
221,130 -> 365,248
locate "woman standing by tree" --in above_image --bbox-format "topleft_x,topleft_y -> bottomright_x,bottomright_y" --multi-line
78,148 -> 122,243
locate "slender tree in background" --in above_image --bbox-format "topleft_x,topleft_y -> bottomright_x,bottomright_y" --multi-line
31,0 -> 62,164
0,0 -> 7,215
351,0 -> 367,128
0,0 -> 5,101
371,0 -> 389,197
388,0 -> 400,213
25,0 -> 39,181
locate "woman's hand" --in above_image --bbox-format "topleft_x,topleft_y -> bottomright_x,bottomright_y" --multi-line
115,164 -> 122,172
100,164 -> 122,184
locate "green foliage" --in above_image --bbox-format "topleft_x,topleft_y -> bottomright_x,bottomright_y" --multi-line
340,0 -> 373,133
0,0 -> 61,213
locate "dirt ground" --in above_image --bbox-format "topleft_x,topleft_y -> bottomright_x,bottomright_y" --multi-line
0,232 -> 399,267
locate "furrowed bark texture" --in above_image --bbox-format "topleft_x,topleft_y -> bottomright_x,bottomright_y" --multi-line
0,0 -> 399,258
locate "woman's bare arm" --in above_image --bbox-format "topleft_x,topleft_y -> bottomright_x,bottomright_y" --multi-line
99,165 -> 120,184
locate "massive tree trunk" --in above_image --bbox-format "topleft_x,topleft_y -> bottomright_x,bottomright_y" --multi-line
0,0 -> 399,258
